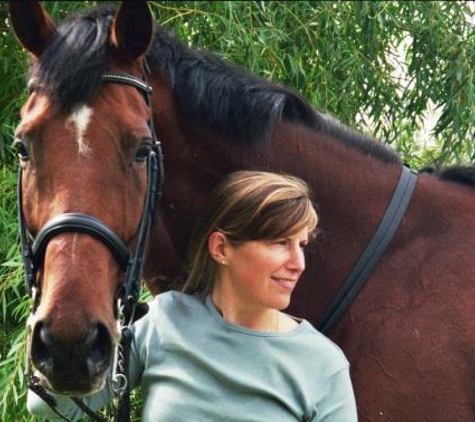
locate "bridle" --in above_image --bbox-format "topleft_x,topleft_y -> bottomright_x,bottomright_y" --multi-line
19,66 -> 163,422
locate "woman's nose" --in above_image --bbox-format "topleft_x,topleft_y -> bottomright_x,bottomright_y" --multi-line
288,246 -> 305,272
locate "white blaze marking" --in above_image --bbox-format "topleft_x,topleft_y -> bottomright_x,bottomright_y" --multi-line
67,105 -> 92,155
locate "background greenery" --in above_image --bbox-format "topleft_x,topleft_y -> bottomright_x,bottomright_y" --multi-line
1,1 -> 474,420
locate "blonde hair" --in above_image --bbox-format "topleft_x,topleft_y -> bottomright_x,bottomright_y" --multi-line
183,171 -> 318,294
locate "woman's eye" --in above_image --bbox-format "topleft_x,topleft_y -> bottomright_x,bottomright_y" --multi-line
135,141 -> 153,163
13,139 -> 29,161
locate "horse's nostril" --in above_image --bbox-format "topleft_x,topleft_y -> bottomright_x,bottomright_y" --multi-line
29,319 -> 113,394
84,324 -> 99,348
86,322 -> 112,375
39,324 -> 54,348
31,322 -> 54,373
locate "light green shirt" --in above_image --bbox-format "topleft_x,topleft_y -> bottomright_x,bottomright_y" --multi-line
28,291 -> 357,421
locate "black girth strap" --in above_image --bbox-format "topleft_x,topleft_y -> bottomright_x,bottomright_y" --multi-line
318,165 -> 418,334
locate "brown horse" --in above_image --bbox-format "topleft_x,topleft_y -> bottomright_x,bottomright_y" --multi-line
10,1 -> 475,420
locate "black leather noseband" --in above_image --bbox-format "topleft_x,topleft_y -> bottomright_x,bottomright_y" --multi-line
31,213 -> 130,272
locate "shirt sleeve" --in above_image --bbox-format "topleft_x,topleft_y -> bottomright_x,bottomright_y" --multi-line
27,386 -> 112,421
311,365 -> 358,422
26,328 -> 144,420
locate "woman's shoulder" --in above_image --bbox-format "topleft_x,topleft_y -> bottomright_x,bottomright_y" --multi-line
150,290 -> 204,312
131,292 -> 206,343
132,291 -> 185,329
141,291 -> 207,328
290,320 -> 349,374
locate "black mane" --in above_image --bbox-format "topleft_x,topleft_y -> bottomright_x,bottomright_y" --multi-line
24,9 -> 475,188
31,8 -> 399,164
421,165 -> 475,188
147,23 -> 400,163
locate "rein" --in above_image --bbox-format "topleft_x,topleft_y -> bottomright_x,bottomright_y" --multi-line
19,67 -> 164,422
318,165 -> 418,334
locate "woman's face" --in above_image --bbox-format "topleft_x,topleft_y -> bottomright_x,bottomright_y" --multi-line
218,226 -> 309,312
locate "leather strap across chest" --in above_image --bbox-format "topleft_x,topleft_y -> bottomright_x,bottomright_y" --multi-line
318,165 -> 418,334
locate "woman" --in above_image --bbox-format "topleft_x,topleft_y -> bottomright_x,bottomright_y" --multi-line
28,171 -> 357,421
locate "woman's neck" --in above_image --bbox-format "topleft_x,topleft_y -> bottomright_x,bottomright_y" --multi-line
211,286 -> 280,332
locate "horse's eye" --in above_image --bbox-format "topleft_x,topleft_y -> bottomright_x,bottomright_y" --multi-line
135,141 -> 153,163
13,139 -> 29,161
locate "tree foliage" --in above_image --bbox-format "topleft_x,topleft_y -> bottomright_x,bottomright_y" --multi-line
1,1 -> 474,420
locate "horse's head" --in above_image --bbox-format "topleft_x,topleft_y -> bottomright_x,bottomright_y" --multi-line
10,1 -> 154,395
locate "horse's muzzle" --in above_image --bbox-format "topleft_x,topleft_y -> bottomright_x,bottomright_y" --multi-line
30,320 -> 113,395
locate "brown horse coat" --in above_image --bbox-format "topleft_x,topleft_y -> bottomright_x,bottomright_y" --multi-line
10,1 -> 475,420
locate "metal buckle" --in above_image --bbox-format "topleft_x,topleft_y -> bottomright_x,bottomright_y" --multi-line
111,298 -> 128,395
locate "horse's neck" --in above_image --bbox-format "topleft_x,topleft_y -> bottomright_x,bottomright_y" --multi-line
145,73 -> 245,292
147,74 -> 404,307
267,121 -> 402,236
245,121 -> 405,317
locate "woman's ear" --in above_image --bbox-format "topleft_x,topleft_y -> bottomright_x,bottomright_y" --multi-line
208,232 -> 230,265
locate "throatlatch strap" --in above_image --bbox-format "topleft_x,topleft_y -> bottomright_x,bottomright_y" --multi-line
318,166 -> 418,334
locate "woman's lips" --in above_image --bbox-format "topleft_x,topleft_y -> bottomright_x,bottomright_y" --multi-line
271,276 -> 297,291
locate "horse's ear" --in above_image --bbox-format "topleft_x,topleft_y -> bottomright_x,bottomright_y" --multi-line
110,0 -> 153,61
9,0 -> 57,58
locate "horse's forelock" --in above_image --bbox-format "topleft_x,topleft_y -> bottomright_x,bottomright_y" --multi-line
28,8 -> 115,109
